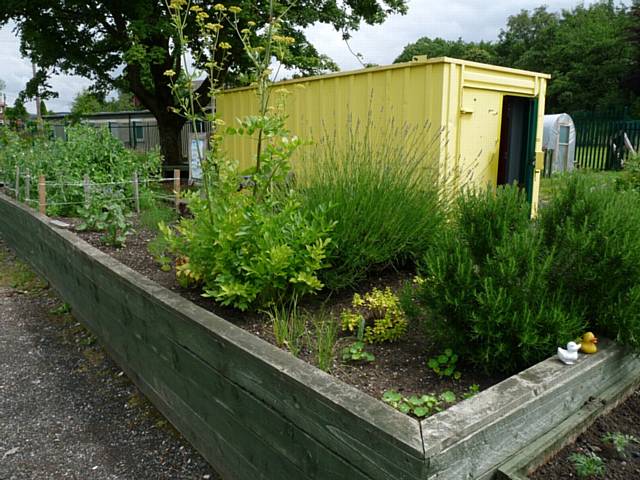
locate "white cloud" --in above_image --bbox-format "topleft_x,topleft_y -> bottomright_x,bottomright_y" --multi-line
0,0 -> 611,113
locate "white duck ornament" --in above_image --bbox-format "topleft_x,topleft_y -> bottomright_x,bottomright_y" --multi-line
557,341 -> 580,365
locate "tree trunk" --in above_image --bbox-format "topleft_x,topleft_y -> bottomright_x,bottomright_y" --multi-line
156,114 -> 186,167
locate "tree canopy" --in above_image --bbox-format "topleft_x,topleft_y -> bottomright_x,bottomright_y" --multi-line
395,1 -> 638,113
70,89 -> 141,118
1,0 -> 407,164
394,37 -> 496,64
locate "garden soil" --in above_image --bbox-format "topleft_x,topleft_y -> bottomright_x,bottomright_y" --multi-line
0,240 -> 220,480
75,219 -> 504,406
529,387 -> 640,479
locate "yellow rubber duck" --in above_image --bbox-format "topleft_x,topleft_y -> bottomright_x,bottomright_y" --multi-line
579,332 -> 598,354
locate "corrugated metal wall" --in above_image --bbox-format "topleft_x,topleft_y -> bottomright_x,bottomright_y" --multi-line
216,58 -> 548,204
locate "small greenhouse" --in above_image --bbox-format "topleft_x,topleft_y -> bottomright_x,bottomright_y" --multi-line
542,113 -> 576,174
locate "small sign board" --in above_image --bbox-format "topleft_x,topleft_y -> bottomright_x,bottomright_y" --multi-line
189,133 -> 207,183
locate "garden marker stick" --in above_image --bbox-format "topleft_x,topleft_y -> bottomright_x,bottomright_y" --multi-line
38,175 -> 46,215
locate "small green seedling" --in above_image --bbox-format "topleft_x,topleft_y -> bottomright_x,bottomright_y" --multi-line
462,384 -> 480,400
382,390 -> 456,418
427,348 -> 461,380
50,302 -> 71,315
602,432 -> 638,458
341,341 -> 375,363
569,451 -> 605,478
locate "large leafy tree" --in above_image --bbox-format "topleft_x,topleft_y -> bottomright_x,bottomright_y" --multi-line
1,1 -> 407,164
394,37 -> 496,64
496,2 -> 635,112
626,1 -> 640,106
70,89 -> 141,119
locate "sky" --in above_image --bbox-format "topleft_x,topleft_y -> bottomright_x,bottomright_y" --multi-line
0,0 -> 604,114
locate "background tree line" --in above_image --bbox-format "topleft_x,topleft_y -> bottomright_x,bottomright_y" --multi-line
395,0 -> 640,114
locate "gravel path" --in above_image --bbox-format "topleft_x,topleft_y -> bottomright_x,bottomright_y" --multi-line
0,241 -> 221,480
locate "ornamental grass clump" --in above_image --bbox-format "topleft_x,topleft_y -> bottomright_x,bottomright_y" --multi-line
297,119 -> 446,290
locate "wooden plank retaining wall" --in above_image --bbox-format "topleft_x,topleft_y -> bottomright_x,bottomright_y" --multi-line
1,192 -> 639,480
0,193 -> 424,480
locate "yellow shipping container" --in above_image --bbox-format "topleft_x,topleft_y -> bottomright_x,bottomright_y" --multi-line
217,56 -> 549,213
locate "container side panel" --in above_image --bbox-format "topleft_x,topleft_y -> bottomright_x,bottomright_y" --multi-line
217,64 -> 444,173
458,88 -> 503,189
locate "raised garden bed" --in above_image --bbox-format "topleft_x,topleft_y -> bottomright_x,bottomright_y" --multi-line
2,191 -> 640,480
70,215 -> 502,403
529,386 -> 640,479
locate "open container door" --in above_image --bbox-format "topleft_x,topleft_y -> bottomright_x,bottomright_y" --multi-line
498,96 -> 539,203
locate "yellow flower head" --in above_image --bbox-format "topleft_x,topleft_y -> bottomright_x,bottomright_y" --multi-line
213,3 -> 226,11
169,0 -> 187,10
219,42 -> 232,50
190,5 -> 202,12
247,21 -> 256,27
228,6 -> 242,14
163,69 -> 176,77
205,22 -> 223,31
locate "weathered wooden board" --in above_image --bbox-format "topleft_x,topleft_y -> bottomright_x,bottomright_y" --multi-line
0,194 -> 426,480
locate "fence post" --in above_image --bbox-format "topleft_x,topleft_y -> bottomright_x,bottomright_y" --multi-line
174,169 -> 181,213
25,170 -> 31,204
132,171 -> 140,214
38,175 -> 46,215
83,174 -> 91,208
15,166 -> 19,200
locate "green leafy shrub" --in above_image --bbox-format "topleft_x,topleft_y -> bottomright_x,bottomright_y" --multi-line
539,174 -> 640,353
427,348 -> 461,380
382,390 -> 456,418
340,287 -> 407,343
77,191 -> 134,247
414,186 -> 585,374
162,186 -> 334,310
298,120 -> 445,289
616,154 -> 640,191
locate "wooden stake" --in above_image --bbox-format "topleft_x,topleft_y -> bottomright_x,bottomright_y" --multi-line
38,175 -> 46,215
132,171 -> 140,214
174,169 -> 181,212
25,170 -> 31,204
83,174 -> 91,208
15,166 -> 19,200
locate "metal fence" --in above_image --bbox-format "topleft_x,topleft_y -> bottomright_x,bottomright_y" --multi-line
572,109 -> 640,170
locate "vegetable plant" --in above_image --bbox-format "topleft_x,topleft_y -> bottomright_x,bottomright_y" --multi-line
310,310 -> 338,372
341,341 -> 375,363
266,298 -> 306,357
462,384 -> 480,400
602,432 -> 638,458
569,451 -> 605,478
382,390 -> 456,418
427,348 -> 461,380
